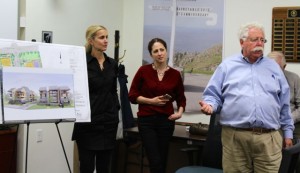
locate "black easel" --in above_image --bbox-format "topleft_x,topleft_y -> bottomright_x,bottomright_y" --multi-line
25,122 -> 30,173
55,120 -> 72,173
23,38 -> 71,173
10,124 -> 19,173
24,120 -> 72,173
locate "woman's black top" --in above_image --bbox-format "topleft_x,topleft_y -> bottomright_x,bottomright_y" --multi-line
72,53 -> 120,150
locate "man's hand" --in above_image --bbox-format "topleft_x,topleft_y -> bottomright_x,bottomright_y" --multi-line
284,138 -> 293,148
199,101 -> 213,115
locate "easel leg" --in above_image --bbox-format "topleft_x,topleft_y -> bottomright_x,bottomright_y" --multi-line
55,122 -> 72,173
25,122 -> 30,173
8,124 -> 18,173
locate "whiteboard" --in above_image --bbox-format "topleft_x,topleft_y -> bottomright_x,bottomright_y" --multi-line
0,39 -> 91,124
0,0 -> 19,39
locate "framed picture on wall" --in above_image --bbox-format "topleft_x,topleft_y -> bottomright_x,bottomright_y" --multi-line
42,31 -> 53,43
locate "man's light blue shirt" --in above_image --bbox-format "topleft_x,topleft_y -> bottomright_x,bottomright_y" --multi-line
203,53 -> 294,138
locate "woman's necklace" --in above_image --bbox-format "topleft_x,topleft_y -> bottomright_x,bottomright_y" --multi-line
152,63 -> 169,77
91,52 -> 105,70
96,57 -> 104,70
157,71 -> 164,76
99,63 -> 104,70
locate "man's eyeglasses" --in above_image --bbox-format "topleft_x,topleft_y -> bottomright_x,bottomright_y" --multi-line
246,37 -> 267,43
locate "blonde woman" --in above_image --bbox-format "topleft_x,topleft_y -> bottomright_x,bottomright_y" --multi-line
72,25 -> 120,173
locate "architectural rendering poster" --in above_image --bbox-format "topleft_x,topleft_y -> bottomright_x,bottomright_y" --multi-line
0,39 -> 90,123
143,0 -> 224,113
2,67 -> 75,123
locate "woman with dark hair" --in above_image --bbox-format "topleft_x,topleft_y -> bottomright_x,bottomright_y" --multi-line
129,38 -> 186,173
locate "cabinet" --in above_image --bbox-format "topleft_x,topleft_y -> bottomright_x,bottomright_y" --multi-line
0,129 -> 17,173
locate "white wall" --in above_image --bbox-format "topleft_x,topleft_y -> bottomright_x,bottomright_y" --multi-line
121,0 -> 144,118
0,0 -> 19,39
23,0 -> 123,53
17,0 -> 300,172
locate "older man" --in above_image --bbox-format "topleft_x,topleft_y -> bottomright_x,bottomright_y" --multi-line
199,22 -> 294,173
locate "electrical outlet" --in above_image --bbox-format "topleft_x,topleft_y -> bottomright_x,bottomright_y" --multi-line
36,129 -> 43,143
